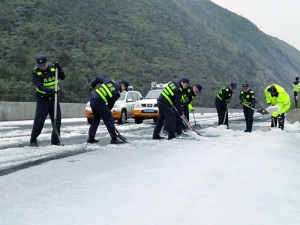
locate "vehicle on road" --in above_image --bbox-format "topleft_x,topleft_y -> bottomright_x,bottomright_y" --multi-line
133,82 -> 167,124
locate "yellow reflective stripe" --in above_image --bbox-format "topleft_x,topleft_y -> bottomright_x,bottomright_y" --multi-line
37,71 -> 42,76
181,95 -> 187,103
102,84 -> 113,98
36,87 -> 46,94
50,68 -> 55,72
95,89 -> 108,102
43,80 -> 57,86
216,94 -> 222,101
162,92 -> 173,105
165,86 -> 174,96
95,84 -> 113,102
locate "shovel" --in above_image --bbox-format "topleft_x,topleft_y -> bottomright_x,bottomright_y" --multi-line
172,105 -> 201,136
191,110 -> 201,129
53,68 -> 62,143
116,128 -> 128,142
241,103 -> 269,115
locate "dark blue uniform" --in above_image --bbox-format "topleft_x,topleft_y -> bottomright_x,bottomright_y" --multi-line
88,77 -> 128,143
215,84 -> 235,128
30,64 -> 65,145
180,85 -> 196,130
153,81 -> 184,140
240,87 -> 255,132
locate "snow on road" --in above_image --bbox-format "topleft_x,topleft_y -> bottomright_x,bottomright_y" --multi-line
0,113 -> 300,224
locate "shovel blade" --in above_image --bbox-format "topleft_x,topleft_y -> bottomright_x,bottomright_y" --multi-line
118,135 -> 128,142
257,109 -> 269,115
193,124 -> 201,129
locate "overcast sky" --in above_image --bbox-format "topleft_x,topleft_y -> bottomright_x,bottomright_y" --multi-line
211,0 -> 300,51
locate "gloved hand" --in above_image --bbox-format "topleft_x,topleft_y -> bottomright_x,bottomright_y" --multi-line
239,100 -> 242,105
49,89 -> 58,95
53,62 -> 62,70
251,104 -> 255,108
191,109 -> 194,112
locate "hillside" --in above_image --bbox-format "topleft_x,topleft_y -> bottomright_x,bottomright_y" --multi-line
0,0 -> 300,108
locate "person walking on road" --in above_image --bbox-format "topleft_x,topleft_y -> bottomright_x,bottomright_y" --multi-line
264,84 -> 290,130
88,76 -> 130,144
239,83 -> 255,132
30,54 -> 65,147
153,77 -> 190,140
215,82 -> 237,129
292,77 -> 300,109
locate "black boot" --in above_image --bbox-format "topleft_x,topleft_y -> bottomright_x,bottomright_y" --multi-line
167,134 -> 176,140
153,135 -> 165,140
110,138 -> 126,144
87,138 -> 99,143
52,142 -> 64,146
30,140 -> 39,147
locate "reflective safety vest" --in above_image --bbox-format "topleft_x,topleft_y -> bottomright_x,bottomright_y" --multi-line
35,66 -> 58,94
161,82 -> 181,105
216,86 -> 232,103
293,82 -> 300,92
181,86 -> 195,104
95,81 -> 119,102
240,89 -> 255,106
264,84 -> 290,116
181,86 -> 195,111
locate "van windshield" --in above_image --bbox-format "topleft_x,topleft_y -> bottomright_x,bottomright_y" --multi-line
145,90 -> 162,99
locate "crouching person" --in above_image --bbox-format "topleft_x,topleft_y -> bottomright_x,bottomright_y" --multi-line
264,84 -> 290,130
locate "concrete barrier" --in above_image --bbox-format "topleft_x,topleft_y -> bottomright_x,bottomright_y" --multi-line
0,101 -> 243,121
0,101 -> 86,121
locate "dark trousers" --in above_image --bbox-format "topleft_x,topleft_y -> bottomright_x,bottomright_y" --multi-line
271,114 -> 285,130
89,93 -> 118,140
30,96 -> 61,144
215,100 -> 228,128
153,101 -> 176,138
243,106 -> 254,132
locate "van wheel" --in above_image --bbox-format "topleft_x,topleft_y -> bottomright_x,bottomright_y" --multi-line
118,110 -> 126,124
87,118 -> 92,124
135,118 -> 143,124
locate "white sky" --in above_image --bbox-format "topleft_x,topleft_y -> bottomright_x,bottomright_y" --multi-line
0,115 -> 300,224
211,0 -> 300,51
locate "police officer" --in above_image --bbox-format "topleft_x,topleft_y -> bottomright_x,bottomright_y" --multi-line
215,82 -> 237,128
292,77 -> 300,109
239,83 -> 255,132
30,54 -> 65,146
265,84 -> 290,130
88,76 -> 129,144
180,83 -> 202,132
153,78 -> 190,140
